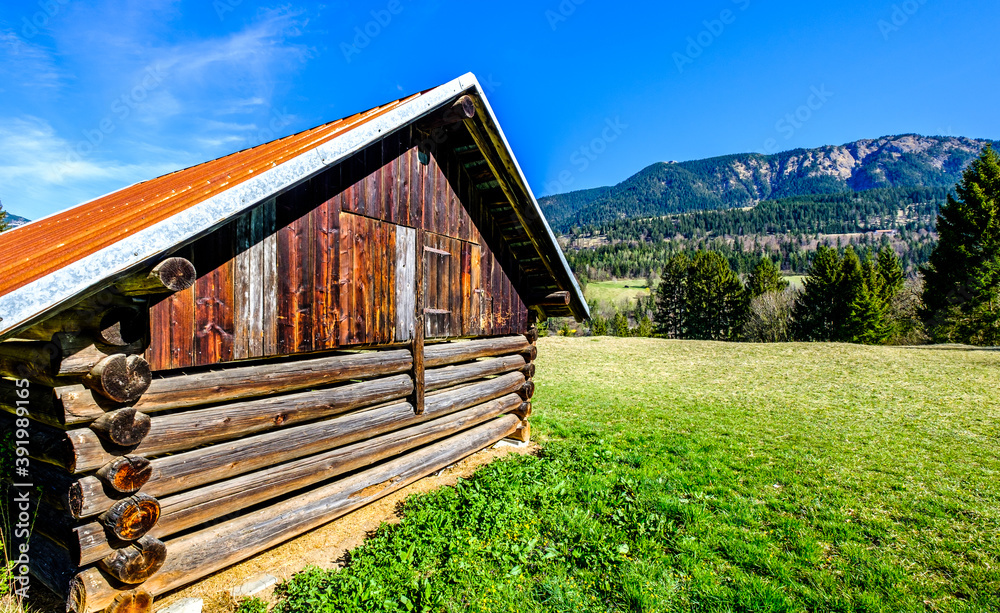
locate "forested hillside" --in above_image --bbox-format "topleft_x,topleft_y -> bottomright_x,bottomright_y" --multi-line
541,135 -> 997,231
564,187 -> 944,279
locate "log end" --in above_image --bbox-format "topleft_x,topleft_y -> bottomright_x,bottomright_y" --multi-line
99,536 -> 167,584
100,494 -> 161,541
509,422 -> 531,444
518,380 -> 535,400
520,345 -> 538,363
91,409 -> 152,448
99,456 -> 154,494
153,257 -> 197,293
88,355 -> 152,404
519,363 -> 536,379
524,327 -> 539,344
452,95 -> 476,121
105,588 -> 154,613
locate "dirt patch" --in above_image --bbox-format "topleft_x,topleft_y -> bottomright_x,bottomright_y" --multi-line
150,440 -> 537,613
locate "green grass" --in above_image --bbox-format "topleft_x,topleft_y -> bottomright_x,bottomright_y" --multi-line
585,279 -> 650,306
272,338 -> 1000,612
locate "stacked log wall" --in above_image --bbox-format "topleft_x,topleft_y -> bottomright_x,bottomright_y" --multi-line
2,333 -> 535,612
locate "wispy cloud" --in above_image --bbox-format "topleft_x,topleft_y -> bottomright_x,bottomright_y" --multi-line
0,30 -> 65,92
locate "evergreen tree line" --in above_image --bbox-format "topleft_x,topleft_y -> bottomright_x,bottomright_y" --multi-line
645,247 -> 907,344
563,187 -> 944,281
566,231 -> 934,281
577,187 -> 947,242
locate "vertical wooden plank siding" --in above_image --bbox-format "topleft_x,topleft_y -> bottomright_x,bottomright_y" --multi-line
338,211 -> 354,346
145,133 -> 538,370
261,199 -> 279,355
395,226 -> 415,341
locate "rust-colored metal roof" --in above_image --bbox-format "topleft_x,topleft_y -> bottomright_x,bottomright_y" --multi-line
0,92 -> 421,297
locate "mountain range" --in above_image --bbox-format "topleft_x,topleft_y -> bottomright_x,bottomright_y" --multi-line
539,135 -> 999,232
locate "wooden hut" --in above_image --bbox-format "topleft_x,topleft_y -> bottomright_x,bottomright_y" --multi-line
0,74 -> 588,613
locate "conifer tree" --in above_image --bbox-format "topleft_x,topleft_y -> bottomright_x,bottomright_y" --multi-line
921,145 -> 1000,344
746,256 -> 789,298
612,311 -> 630,337
653,253 -> 691,338
875,244 -> 905,303
684,251 -> 748,341
0,199 -> 9,233
846,254 -> 891,344
791,246 -> 844,341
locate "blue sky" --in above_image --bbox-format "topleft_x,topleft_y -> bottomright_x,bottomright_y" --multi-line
1,0 -> 998,220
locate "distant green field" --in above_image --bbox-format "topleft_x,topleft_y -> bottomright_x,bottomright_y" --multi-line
584,279 -> 650,306
784,275 -> 807,289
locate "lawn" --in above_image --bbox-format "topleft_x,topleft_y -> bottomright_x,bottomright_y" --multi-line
584,280 -> 650,306
267,338 -> 1000,613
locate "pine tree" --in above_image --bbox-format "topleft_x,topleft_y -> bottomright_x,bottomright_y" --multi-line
684,251 -> 748,341
846,255 -> 891,344
612,311 -> 630,337
922,145 -> 1000,344
653,253 -> 690,338
791,246 -> 844,341
589,314 -> 608,336
0,199 -> 9,233
875,244 -> 905,303
746,256 -> 789,298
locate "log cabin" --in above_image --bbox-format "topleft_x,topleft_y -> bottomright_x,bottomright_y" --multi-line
0,73 -> 588,613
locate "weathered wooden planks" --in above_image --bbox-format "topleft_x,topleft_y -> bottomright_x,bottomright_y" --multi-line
140,129 -> 531,369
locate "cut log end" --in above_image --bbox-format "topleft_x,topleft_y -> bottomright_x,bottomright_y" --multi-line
104,589 -> 153,613
525,327 -> 539,344
518,380 -> 535,400
90,409 -> 152,448
508,422 -> 531,444
100,494 -> 161,541
85,355 -> 152,404
520,345 -> 538,363
152,258 -> 197,292
513,402 -> 532,420
115,257 -> 197,296
450,95 -> 476,121
97,456 -> 153,494
519,363 -> 536,379
99,536 -> 167,584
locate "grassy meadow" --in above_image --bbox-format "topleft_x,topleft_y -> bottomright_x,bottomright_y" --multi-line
268,337 -> 1000,612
